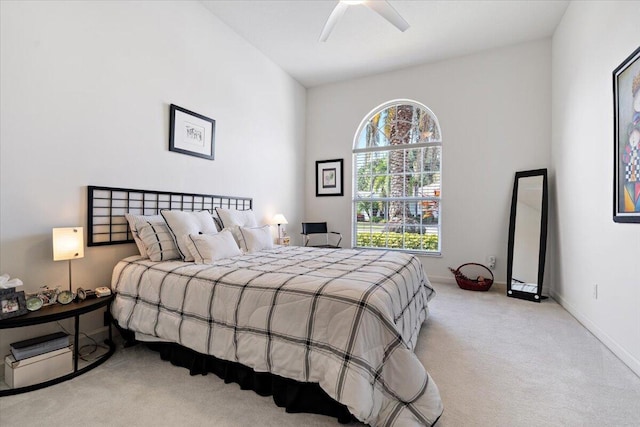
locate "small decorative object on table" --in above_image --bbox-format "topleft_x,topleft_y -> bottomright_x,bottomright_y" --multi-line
0,289 -> 28,320
0,273 -> 23,290
449,263 -> 494,292
27,286 -> 59,307
278,236 -> 290,246
94,287 -> 112,298
57,290 -> 74,305
76,288 -> 97,301
25,296 -> 43,312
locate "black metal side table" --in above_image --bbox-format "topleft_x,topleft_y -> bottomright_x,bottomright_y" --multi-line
0,294 -> 115,396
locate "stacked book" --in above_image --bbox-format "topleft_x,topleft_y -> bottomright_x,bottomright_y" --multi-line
10,332 -> 70,361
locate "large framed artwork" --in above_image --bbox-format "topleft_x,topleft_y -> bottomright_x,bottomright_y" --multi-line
613,47 -> 640,223
316,159 -> 343,197
169,104 -> 216,160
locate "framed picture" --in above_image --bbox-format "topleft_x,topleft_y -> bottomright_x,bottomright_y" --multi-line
316,159 -> 344,197
0,289 -> 28,320
169,104 -> 216,160
613,46 -> 640,223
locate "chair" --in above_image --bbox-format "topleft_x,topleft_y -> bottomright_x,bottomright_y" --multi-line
301,222 -> 342,248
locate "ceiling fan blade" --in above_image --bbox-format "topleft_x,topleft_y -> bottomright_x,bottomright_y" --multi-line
366,0 -> 410,32
319,1 -> 349,42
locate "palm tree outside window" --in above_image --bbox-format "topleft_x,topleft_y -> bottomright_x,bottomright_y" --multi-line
352,100 -> 442,254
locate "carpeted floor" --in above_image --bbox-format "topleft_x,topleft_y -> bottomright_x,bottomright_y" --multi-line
1,282 -> 639,426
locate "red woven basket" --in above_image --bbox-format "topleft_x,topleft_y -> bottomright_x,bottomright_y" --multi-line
448,263 -> 494,292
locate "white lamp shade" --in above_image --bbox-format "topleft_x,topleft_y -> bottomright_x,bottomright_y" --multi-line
52,227 -> 84,261
272,214 -> 288,225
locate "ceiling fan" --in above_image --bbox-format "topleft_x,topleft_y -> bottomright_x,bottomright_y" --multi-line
319,0 -> 410,42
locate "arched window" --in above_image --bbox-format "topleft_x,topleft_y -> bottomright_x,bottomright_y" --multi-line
352,100 -> 442,254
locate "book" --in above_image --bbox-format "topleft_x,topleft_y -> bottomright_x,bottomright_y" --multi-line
10,332 -> 70,361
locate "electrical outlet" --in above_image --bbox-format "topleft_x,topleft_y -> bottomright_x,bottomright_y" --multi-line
487,255 -> 496,270
593,284 -> 598,300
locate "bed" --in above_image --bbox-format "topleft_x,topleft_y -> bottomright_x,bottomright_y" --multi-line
89,186 -> 443,426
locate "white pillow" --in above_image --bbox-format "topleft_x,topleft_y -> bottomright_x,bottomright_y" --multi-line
239,225 -> 274,253
215,208 -> 258,250
161,210 -> 218,261
124,213 -> 165,258
185,230 -> 242,264
215,207 -> 257,228
138,222 -> 181,262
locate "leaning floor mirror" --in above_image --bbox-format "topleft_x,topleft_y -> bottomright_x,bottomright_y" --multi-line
507,169 -> 548,302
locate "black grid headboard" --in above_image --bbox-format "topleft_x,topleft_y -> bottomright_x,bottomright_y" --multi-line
88,185 -> 253,246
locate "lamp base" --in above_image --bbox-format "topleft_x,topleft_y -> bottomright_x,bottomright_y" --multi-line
67,259 -> 73,293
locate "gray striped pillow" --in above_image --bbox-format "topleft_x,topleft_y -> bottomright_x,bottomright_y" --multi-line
138,222 -> 180,262
124,213 -> 165,258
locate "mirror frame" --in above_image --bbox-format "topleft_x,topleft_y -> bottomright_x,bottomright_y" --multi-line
506,168 -> 548,302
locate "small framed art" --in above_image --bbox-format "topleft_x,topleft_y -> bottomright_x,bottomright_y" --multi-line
0,289 -> 28,320
613,46 -> 640,223
316,159 -> 344,197
169,104 -> 216,160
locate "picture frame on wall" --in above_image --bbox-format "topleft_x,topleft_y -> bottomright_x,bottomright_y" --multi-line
613,46 -> 640,223
0,289 -> 28,320
169,104 -> 216,160
316,159 -> 344,197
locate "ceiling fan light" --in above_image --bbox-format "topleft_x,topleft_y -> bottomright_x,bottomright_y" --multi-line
321,0 -> 409,42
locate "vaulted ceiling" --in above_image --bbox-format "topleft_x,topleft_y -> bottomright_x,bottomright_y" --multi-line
202,0 -> 570,88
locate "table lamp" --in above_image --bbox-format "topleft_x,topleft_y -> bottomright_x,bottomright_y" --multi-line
272,214 -> 288,241
52,227 -> 84,292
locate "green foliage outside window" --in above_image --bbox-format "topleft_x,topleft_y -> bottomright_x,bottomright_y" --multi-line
356,232 -> 438,251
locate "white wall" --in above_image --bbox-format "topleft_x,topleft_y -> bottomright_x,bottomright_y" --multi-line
306,40 -> 552,283
0,1 -> 305,352
551,1 -> 640,376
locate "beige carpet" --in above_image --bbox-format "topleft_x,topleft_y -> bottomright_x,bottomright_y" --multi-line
1,282 -> 639,426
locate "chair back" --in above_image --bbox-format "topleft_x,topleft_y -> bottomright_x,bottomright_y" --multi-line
301,222 -> 328,235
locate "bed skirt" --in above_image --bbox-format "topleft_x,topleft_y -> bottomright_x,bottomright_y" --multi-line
136,336 -> 354,423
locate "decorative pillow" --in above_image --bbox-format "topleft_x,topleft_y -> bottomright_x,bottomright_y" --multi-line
239,225 -> 274,253
124,213 -> 165,258
215,207 -> 257,228
215,208 -> 258,250
212,215 -> 223,232
137,222 -> 180,262
185,230 -> 242,264
161,210 -> 218,261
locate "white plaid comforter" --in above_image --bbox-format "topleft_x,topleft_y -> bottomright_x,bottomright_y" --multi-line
111,246 -> 443,426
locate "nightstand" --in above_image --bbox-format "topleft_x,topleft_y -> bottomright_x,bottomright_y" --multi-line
0,294 -> 115,396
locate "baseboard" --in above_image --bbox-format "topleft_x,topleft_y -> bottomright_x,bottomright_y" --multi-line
428,275 -> 457,286
429,275 -> 507,293
550,290 -> 640,378
432,276 -> 640,377
80,326 -> 110,344
71,326 -> 112,353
